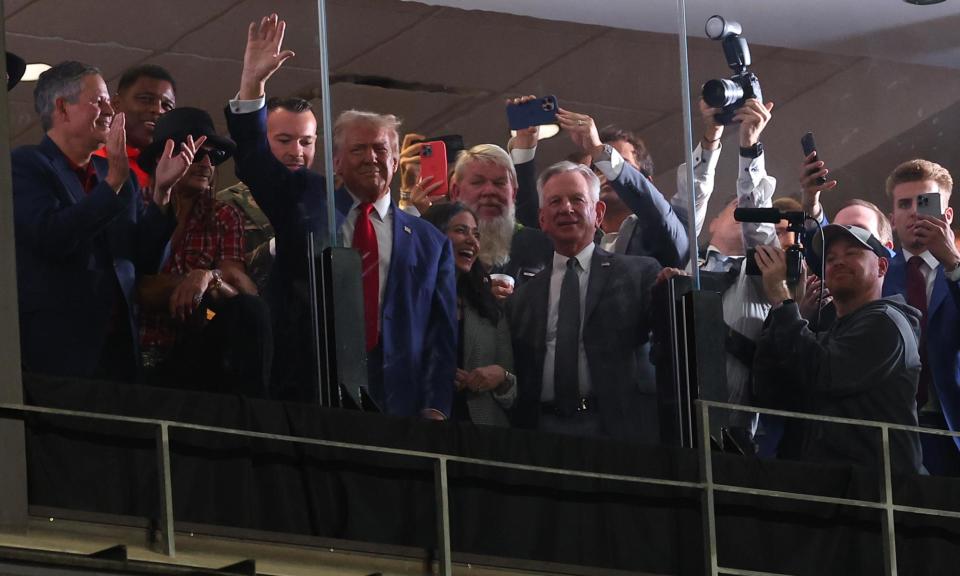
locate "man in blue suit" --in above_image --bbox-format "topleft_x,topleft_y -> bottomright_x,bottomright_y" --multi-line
882,159 -> 960,475
13,61 -> 187,381
226,14 -> 456,418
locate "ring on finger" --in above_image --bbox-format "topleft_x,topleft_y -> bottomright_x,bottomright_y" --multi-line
577,119 -> 584,126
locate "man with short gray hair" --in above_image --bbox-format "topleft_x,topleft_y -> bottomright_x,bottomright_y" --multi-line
508,160 -> 662,440
13,60 -> 188,381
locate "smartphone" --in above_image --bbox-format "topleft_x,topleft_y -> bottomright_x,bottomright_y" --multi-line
917,192 -> 943,218
414,134 -> 464,161
801,131 -> 827,185
744,248 -> 761,276
419,141 -> 449,198
506,95 -> 559,130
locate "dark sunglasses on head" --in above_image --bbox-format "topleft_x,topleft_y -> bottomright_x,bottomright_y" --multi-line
192,147 -> 228,165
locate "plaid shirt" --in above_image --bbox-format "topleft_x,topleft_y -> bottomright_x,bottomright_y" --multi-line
140,196 -> 245,353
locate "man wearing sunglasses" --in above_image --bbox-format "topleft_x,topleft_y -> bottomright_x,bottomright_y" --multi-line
136,107 -> 272,397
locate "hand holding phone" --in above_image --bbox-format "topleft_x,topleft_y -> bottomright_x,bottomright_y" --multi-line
506,95 -> 559,130
916,192 -> 943,219
801,132 -> 827,185
419,141 -> 448,198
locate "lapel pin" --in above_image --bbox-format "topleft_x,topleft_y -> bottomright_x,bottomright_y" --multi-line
403,225 -> 412,234
601,261 -> 611,267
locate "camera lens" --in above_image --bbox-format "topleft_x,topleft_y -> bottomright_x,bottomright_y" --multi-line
422,145 -> 432,157
702,78 -> 743,108
542,99 -> 555,112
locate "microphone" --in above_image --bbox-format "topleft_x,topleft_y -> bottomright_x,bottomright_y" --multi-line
734,208 -> 806,224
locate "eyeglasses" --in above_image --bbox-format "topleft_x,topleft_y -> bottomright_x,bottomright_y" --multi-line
192,147 -> 228,166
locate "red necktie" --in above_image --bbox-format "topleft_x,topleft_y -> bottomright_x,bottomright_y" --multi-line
906,256 -> 930,408
353,203 -> 380,351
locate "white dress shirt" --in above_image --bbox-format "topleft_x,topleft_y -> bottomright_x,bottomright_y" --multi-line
541,242 -> 595,402
341,191 -> 394,315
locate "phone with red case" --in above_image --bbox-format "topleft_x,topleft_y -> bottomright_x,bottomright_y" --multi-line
419,140 -> 449,198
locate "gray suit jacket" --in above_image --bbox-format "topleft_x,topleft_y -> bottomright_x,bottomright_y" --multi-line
462,302 -> 516,426
508,247 -> 662,441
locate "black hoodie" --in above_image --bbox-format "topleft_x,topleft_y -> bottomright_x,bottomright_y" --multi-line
754,294 -> 923,474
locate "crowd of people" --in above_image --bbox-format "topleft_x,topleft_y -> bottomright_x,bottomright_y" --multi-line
7,13 -> 960,476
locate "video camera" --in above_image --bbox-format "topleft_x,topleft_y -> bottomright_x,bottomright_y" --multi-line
735,208 -> 806,284
701,16 -> 763,126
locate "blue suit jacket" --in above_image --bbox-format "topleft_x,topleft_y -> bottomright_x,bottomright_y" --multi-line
883,252 -> 960,450
12,136 -> 170,378
225,105 -> 457,417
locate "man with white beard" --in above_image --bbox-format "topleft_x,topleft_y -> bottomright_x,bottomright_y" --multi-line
449,144 -> 553,298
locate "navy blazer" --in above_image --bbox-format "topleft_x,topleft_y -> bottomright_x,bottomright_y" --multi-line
507,247 -> 662,440
12,136 -> 170,378
225,105 -> 457,417
883,253 -> 960,451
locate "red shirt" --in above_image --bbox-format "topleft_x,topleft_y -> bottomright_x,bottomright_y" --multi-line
140,196 -> 245,352
93,145 -> 150,197
65,157 -> 97,194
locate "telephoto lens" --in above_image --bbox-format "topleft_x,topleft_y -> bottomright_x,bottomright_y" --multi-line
702,78 -> 743,108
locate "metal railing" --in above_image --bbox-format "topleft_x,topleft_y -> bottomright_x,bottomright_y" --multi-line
1,399 -> 959,576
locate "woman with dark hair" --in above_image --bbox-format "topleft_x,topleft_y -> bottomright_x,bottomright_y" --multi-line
422,202 -> 516,425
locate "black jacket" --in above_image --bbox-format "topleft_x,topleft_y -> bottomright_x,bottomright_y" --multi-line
754,295 -> 924,474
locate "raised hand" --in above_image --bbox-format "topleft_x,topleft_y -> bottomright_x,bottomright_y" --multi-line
915,213 -> 960,270
698,98 -> 723,150
506,95 -> 540,150
754,244 -> 791,305
239,13 -> 296,99
152,135 -> 208,206
799,151 -> 837,221
104,112 -> 129,192
734,98 -> 773,148
556,108 -> 602,157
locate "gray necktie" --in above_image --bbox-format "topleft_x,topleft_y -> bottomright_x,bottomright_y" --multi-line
554,257 -> 581,415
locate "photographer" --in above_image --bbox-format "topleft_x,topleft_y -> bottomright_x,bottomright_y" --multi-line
752,226 -> 923,474
659,97 -> 777,448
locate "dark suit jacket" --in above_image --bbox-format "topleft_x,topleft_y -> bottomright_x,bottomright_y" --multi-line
494,224 -> 554,287
13,136 -> 170,378
225,105 -> 457,417
883,252 -> 960,451
507,246 -> 662,440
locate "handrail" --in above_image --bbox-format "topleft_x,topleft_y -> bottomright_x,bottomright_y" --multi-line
2,399 -> 958,576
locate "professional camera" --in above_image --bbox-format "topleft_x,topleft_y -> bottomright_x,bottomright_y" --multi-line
701,15 -> 763,126
735,208 -> 806,284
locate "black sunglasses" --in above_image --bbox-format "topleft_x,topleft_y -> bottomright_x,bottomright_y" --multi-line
192,146 -> 228,166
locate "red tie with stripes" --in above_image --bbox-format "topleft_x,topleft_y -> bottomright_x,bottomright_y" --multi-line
353,203 -> 379,351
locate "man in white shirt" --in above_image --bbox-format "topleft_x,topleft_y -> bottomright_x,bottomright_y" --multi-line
507,161 -> 661,440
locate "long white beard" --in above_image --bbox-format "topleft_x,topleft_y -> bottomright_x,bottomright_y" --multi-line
477,204 -> 516,268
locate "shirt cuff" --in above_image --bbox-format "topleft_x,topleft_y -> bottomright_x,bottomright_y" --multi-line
694,142 -> 721,172
229,93 -> 266,114
738,152 -> 766,190
946,263 -> 960,282
595,147 -> 625,181
510,146 -> 536,165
